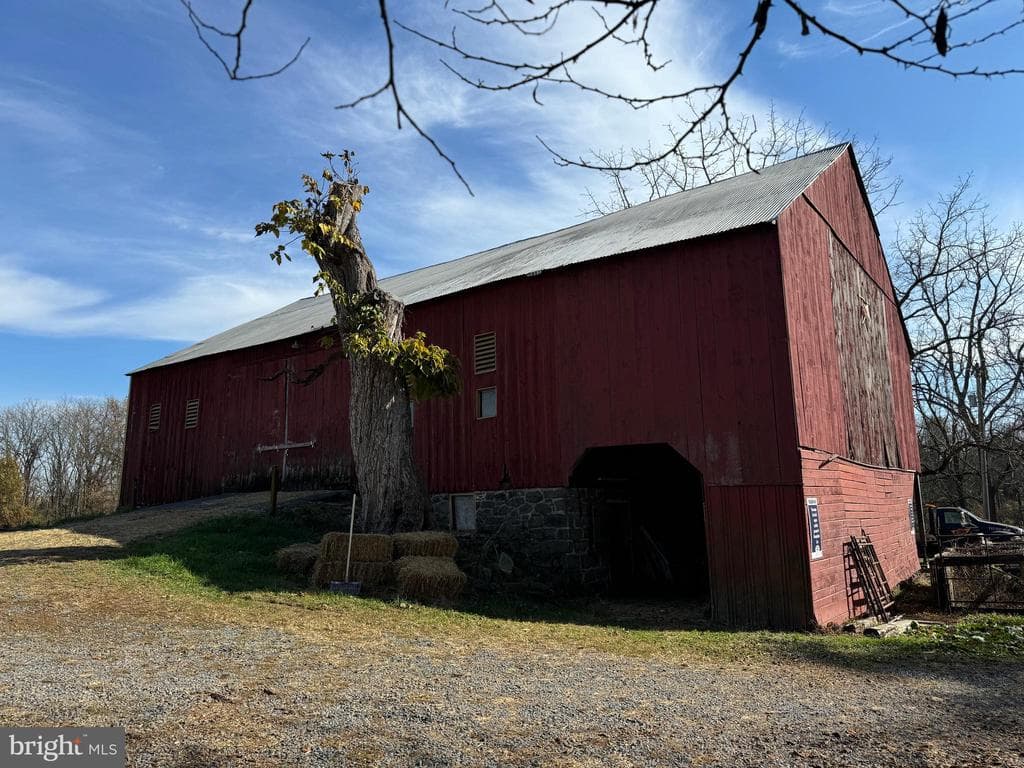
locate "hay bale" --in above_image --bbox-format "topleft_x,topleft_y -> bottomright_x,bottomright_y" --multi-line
311,558 -> 391,589
319,532 -> 393,563
394,556 -> 467,603
393,531 -> 459,559
275,543 -> 318,577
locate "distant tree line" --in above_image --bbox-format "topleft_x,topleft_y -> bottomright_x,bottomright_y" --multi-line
0,398 -> 126,528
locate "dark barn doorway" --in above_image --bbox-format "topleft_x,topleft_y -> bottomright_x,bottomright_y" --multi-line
571,443 -> 708,599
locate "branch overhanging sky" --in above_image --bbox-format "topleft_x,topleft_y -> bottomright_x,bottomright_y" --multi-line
0,0 -> 1021,403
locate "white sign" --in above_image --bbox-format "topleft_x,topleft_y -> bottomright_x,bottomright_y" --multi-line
806,497 -> 823,560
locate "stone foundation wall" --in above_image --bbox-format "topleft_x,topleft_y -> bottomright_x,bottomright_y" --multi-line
428,488 -> 607,593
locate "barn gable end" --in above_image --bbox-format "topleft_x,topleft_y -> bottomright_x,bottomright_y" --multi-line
776,147 -> 919,626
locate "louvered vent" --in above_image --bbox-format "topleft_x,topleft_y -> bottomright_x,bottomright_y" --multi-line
148,403 -> 161,432
184,399 -> 200,429
473,332 -> 496,374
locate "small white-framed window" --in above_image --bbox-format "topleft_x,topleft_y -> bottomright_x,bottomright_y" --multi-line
184,399 -> 200,429
451,494 -> 477,531
477,387 -> 497,419
474,332 -> 496,374
148,403 -> 161,432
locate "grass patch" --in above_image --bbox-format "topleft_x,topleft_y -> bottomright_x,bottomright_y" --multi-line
116,514 -> 321,594
106,515 -> 1024,667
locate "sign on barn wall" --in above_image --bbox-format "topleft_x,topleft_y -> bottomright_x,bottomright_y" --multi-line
806,497 -> 823,559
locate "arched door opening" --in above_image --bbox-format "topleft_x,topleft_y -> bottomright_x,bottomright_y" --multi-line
571,443 -> 708,599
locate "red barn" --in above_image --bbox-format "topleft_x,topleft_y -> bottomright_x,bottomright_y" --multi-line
120,145 -> 920,628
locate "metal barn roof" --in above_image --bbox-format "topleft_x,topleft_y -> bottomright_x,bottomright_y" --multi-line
132,144 -> 848,373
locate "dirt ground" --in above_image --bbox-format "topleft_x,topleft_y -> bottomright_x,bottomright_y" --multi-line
2,498 -> 1023,767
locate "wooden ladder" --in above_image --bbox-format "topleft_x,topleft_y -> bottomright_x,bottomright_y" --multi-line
849,531 -> 894,621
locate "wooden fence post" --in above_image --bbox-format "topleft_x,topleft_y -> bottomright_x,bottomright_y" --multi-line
269,465 -> 280,515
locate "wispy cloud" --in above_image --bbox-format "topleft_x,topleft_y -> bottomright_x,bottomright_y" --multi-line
0,0 -> 836,350
0,260 -> 312,342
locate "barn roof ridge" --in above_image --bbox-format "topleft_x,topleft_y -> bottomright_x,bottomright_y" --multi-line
384,142 -> 852,285
131,143 -> 849,374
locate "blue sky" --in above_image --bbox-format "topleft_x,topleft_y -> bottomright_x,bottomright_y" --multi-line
1,0 -> 1021,404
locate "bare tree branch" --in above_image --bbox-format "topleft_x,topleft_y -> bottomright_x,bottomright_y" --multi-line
179,0 -> 309,81
580,101 -> 902,218
178,1 -> 1024,189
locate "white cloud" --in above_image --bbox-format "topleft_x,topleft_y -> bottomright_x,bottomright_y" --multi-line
0,260 -> 312,342
0,1 -> 854,353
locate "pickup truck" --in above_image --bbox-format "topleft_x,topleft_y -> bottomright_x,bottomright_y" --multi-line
928,506 -> 1024,551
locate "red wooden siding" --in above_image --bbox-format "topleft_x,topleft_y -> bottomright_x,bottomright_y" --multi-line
801,147 -> 894,302
705,484 -> 812,628
777,150 -> 918,471
120,148 -> 921,628
121,225 -> 813,625
123,335 -> 354,506
407,224 -> 801,493
800,448 -> 919,626
123,224 -> 802,507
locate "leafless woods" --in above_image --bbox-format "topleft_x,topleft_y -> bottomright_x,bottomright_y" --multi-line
891,180 -> 1024,521
0,398 -> 126,527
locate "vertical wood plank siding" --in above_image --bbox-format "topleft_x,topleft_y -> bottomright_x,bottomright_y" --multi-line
777,148 -> 921,625
407,225 -> 800,493
777,148 -> 919,471
123,224 -> 801,505
121,225 -> 811,625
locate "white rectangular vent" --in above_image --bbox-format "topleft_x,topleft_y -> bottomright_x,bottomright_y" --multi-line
474,332 -> 496,374
184,399 -> 200,429
148,403 -> 161,432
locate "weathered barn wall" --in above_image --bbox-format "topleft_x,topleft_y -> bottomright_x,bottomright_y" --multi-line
428,488 -> 608,591
800,448 -> 919,626
705,484 -> 813,628
828,233 -> 900,466
121,147 -> 919,629
122,335 -> 354,506
776,148 -> 919,470
407,224 -> 801,491
776,148 -> 921,625
124,224 -> 802,500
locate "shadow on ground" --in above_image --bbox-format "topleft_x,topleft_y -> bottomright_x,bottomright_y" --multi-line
461,593 -> 713,631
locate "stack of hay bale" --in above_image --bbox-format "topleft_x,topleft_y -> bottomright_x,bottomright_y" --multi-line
310,532 -> 393,589
275,528 -> 468,603
392,531 -> 467,603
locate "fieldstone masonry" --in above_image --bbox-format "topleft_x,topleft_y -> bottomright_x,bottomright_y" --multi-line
429,488 -> 608,593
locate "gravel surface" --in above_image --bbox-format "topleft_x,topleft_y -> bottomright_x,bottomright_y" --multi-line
3,597 -> 1022,767
2,501 -> 1023,767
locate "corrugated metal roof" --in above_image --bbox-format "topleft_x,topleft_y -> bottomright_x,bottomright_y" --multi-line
132,144 -> 847,373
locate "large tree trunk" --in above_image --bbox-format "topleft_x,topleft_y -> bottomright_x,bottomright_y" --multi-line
315,184 -> 429,533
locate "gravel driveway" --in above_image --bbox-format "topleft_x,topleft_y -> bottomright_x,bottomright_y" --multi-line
2,591 -> 1022,767
1,501 -> 1023,767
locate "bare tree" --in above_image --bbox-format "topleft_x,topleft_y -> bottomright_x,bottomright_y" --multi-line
0,400 -> 49,505
0,397 -> 127,525
581,102 -> 901,217
890,178 -> 1024,515
179,1 -> 1024,189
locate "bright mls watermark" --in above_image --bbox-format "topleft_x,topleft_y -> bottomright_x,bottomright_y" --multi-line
1,729 -> 124,767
